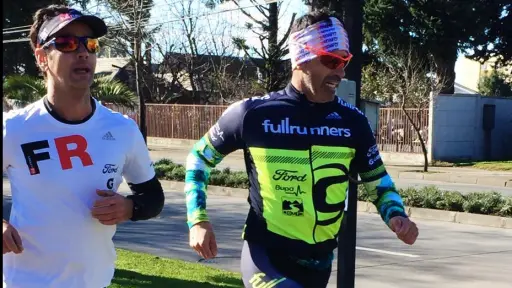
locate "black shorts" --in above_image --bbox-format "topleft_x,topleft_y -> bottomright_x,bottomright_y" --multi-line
240,240 -> 332,288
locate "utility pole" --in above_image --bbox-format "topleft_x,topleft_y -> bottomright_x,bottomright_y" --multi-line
337,0 -> 363,287
268,1 -> 278,91
134,0 -> 147,143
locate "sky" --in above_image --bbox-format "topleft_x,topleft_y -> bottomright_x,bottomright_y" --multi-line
80,0 -> 471,83
83,0 -> 308,62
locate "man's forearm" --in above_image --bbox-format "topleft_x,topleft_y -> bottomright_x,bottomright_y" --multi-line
359,167 -> 407,225
126,176 -> 165,221
185,136 -> 225,228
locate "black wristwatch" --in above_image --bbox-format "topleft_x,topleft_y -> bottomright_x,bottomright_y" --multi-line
127,195 -> 143,221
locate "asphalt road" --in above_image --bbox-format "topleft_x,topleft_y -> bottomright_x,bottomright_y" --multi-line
149,148 -> 512,196
3,179 -> 511,288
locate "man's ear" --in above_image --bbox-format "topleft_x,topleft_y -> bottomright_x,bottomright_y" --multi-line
34,48 -> 48,71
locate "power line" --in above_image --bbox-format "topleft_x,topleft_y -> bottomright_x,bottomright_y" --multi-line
3,1 -> 282,43
109,1 -> 283,32
115,2 -> 161,15
1,2 -> 167,33
81,2 -> 102,13
3,28 -> 31,35
2,1 -> 185,35
2,38 -> 30,43
3,25 -> 31,31
3,0 -> 279,34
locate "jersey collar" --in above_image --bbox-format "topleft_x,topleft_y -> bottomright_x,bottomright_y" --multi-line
285,83 -> 338,108
43,96 -> 97,125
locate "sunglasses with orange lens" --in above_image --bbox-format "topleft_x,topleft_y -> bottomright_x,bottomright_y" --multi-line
297,43 -> 353,70
41,36 -> 100,54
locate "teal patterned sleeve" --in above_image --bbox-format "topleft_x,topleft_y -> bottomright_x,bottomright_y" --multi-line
184,136 -> 225,228
184,99 -> 248,229
354,114 -> 408,225
359,167 -> 408,225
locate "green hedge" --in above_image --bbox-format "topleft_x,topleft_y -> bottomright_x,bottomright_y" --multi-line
154,159 -> 512,217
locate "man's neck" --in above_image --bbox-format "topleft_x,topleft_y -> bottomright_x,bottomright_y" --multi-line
46,85 -> 93,122
290,77 -> 334,103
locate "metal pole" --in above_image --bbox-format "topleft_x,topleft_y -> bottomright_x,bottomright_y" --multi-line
338,0 -> 363,287
134,0 -> 147,143
135,46 -> 147,144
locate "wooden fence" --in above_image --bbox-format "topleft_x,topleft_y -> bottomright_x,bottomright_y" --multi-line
105,103 -> 227,140
105,104 -> 429,153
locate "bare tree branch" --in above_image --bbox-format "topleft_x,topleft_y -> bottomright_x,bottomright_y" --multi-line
277,13 -> 296,49
250,0 -> 269,18
231,0 -> 268,29
362,44 -> 448,172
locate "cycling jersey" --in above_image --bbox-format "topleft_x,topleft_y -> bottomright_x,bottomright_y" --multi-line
185,83 -> 407,260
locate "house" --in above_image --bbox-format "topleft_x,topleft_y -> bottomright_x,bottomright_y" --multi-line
454,82 -> 479,94
455,56 -> 512,93
94,57 -> 131,79
95,53 -> 292,104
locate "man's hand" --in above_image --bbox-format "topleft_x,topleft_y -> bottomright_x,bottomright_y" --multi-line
91,190 -> 133,225
389,216 -> 419,245
3,220 -> 23,255
189,221 -> 217,260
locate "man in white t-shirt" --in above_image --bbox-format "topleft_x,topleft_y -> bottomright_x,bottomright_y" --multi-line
2,5 -> 165,288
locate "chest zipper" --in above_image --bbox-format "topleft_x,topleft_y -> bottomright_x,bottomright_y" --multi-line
304,111 -> 319,244
307,105 -> 333,244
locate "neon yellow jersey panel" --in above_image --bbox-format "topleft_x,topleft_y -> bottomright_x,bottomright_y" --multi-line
250,146 -> 354,244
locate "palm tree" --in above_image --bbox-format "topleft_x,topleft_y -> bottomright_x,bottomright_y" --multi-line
3,74 -> 138,109
2,75 -> 46,109
89,76 -> 138,109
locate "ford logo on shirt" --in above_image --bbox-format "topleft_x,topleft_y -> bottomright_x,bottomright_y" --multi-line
102,164 -> 118,174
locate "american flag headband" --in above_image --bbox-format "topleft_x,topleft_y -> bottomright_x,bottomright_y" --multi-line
288,17 -> 350,68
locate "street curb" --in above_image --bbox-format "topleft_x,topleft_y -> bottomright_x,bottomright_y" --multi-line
159,180 -> 511,229
394,171 -> 509,187
160,180 -> 247,198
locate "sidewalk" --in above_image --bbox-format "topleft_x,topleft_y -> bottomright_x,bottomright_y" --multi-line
377,165 -> 512,188
147,137 -> 512,188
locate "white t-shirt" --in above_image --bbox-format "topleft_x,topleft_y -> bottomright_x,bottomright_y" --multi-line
2,98 -> 155,288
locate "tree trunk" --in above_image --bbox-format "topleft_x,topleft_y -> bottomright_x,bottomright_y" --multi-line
402,107 -> 428,172
304,0 -> 315,11
434,47 -> 457,95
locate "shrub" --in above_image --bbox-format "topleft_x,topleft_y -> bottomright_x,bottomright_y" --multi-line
399,187 -> 424,207
170,166 -> 186,180
417,186 -> 444,209
155,163 -> 174,179
357,185 -> 369,201
153,159 -> 511,217
498,197 -> 512,217
438,191 -> 465,212
156,158 -> 174,166
209,173 -> 226,187
463,192 -> 505,215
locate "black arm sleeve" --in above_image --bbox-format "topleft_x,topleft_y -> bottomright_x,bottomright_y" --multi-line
126,176 -> 165,221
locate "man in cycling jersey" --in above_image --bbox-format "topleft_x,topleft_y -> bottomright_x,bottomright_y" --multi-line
184,10 -> 418,287
3,5 -> 164,287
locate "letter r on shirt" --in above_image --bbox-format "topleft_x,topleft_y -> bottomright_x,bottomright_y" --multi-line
21,135 -> 93,175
